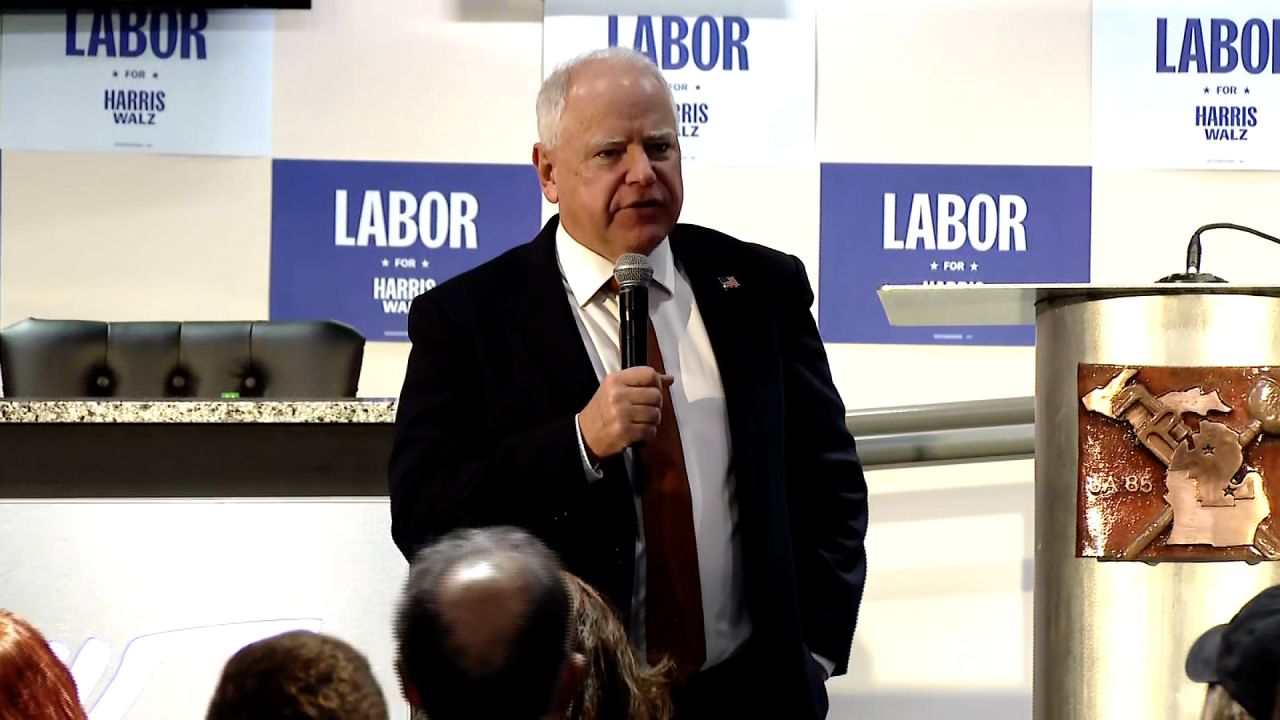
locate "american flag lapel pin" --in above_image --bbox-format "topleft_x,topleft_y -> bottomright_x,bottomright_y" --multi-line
718,275 -> 741,290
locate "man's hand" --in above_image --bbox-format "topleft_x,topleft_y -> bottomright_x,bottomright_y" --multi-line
579,367 -> 673,461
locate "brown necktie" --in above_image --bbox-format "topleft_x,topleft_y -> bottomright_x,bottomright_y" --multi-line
636,323 -> 706,683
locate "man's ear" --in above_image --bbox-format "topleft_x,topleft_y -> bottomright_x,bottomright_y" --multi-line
550,652 -> 587,715
532,143 -> 560,204
396,659 -> 422,709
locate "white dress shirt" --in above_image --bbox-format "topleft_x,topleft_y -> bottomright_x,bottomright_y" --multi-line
555,223 -> 751,670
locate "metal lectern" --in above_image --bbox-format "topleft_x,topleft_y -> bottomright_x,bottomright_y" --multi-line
879,283 -> 1280,720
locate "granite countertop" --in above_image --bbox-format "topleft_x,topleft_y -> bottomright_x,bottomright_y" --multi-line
0,399 -> 398,424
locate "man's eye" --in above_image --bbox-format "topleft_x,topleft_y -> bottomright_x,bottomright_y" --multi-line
596,149 -> 622,159
647,143 -> 671,154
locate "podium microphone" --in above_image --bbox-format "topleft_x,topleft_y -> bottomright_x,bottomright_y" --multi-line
1157,223 -> 1280,283
614,253 -> 653,369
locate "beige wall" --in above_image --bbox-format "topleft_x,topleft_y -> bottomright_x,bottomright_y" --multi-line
4,0 -> 1278,717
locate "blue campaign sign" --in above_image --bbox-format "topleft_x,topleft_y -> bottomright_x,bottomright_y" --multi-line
271,160 -> 541,341
819,163 -> 1092,346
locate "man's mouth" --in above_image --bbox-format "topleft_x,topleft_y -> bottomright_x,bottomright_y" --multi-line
624,199 -> 662,210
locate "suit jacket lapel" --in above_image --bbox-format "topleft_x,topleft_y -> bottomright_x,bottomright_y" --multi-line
670,229 -> 769,479
671,228 -> 782,635
526,217 -> 636,614
521,216 -> 600,410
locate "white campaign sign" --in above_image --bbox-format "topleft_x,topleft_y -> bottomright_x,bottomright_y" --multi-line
0,10 -> 273,157
1094,0 -> 1280,169
542,1 -> 815,166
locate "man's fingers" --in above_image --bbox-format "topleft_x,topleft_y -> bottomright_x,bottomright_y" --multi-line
618,366 -> 664,387
584,367 -> 674,459
629,406 -> 661,426
628,387 -> 663,408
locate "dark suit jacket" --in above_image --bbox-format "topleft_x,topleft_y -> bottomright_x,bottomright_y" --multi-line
389,216 -> 868,718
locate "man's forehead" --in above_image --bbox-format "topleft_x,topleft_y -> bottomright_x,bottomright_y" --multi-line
568,59 -> 654,89
564,63 -> 668,110
587,129 -> 677,146
564,87 -> 675,131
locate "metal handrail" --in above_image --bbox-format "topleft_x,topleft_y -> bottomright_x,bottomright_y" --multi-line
845,396 -> 1033,435
855,425 -> 1034,467
845,397 -> 1035,468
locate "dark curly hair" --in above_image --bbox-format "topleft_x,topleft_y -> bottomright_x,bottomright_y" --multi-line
0,609 -> 88,720
205,630 -> 388,720
563,574 -> 672,720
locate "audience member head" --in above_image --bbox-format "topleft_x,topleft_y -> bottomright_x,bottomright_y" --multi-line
205,630 -> 388,720
563,572 -> 671,720
533,47 -> 683,261
1199,684 -> 1254,720
396,527 -> 584,720
0,609 -> 88,720
1188,585 -> 1280,719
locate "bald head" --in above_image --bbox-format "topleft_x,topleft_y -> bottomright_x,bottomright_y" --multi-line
396,528 -> 572,720
436,553 -> 535,676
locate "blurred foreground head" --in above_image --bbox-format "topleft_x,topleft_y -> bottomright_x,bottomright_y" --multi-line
0,608 -> 88,720
396,527 -> 584,720
206,630 -> 388,720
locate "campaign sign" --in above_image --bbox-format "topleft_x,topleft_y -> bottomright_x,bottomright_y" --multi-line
270,160 -> 541,341
543,0 -> 815,165
0,9 -> 273,156
1094,0 -> 1280,168
819,163 -> 1092,346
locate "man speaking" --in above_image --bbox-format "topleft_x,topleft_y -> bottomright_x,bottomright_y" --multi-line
389,47 -> 867,719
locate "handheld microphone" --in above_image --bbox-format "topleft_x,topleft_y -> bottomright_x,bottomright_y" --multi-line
1157,223 -> 1280,283
613,253 -> 653,369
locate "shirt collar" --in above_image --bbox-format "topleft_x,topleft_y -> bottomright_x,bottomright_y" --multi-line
555,221 -> 675,309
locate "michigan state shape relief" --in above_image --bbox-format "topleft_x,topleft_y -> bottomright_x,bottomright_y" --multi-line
1078,364 -> 1280,562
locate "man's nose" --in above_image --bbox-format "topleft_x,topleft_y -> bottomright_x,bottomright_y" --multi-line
623,146 -> 657,185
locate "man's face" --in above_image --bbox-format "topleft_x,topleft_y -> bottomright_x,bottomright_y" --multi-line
534,60 -> 683,260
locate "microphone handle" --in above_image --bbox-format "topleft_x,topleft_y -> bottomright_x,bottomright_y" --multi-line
618,285 -> 649,370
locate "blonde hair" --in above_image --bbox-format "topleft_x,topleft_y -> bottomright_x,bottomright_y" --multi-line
563,573 -> 672,720
1201,684 -> 1255,720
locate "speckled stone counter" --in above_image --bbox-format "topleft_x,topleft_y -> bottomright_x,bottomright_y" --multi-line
0,400 -> 397,498
0,399 -> 408,717
0,399 -> 398,424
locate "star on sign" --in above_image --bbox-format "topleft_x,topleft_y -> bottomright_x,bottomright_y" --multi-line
1245,87 -> 1252,94
1204,87 -> 1211,94
381,259 -> 390,267
969,262 -> 979,271
930,261 -> 938,271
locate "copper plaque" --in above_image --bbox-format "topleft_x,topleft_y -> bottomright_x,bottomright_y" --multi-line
1078,364 -> 1280,562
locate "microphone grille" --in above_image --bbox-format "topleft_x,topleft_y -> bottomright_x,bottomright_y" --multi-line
613,253 -> 653,288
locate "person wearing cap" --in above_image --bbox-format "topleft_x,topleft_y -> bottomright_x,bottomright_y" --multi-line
1187,585 -> 1280,719
388,46 -> 868,719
